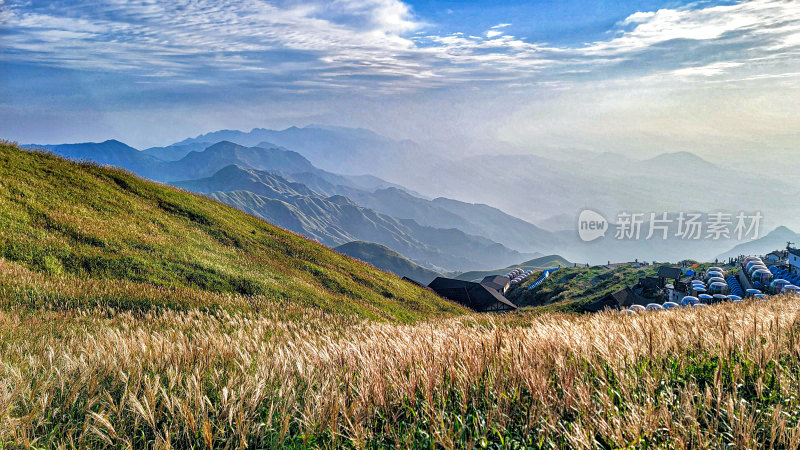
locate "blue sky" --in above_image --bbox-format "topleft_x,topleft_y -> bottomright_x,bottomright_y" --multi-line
1,0 -> 799,156
407,0 -> 699,45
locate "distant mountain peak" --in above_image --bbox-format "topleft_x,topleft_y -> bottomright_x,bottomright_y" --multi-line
647,151 -> 716,168
766,225 -> 797,237
326,194 -> 357,206
203,140 -> 239,150
52,139 -> 136,150
213,164 -> 252,176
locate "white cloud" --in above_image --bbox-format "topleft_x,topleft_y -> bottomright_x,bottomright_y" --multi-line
670,61 -> 745,77
1,0 -> 799,98
579,0 -> 800,56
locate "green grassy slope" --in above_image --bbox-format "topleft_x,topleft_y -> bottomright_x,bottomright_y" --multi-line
507,261 -> 726,313
507,264 -> 656,312
0,143 -> 465,322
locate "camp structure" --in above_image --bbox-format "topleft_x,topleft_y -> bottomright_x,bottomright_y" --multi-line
428,277 -> 517,312
583,286 -> 649,312
657,266 -> 683,285
480,275 -> 511,294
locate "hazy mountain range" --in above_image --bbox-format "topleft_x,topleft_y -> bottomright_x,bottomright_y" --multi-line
29,124 -> 798,269
148,125 -> 800,232
32,138 -> 540,272
176,164 -> 538,272
168,125 -> 435,178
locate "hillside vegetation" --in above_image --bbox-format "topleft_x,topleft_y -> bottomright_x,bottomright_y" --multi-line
507,264 -> 657,311
507,262 -> 724,312
5,289 -> 800,447
0,142 -> 464,322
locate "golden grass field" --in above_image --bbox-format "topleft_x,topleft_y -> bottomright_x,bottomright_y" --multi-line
4,294 -> 800,448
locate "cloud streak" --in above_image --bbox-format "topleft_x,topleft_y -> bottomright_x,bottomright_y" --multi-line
1,0 -> 799,93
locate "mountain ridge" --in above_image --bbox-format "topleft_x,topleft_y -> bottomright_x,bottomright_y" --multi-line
716,226 -> 799,260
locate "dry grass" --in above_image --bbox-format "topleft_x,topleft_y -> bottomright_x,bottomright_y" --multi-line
3,295 -> 800,448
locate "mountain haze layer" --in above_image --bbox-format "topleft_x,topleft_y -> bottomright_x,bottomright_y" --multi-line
177,165 -> 539,271
33,126 -> 800,265
172,125 -> 436,179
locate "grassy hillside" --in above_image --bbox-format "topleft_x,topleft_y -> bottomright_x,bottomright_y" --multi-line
0,142 -> 465,322
5,288 -> 800,447
507,264 -> 657,312
508,261 -> 723,312
454,254 -> 572,282
334,240 -> 441,284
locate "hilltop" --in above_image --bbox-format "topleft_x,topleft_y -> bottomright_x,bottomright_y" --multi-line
334,241 -> 441,284
0,142 -> 465,322
507,264 -> 656,312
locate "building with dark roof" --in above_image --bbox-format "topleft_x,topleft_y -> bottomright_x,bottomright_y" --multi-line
428,277 -> 517,312
480,275 -> 511,294
657,266 -> 683,281
583,287 -> 649,312
638,276 -> 661,293
765,250 -> 785,263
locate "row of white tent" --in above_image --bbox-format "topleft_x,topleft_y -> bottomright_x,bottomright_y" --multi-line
505,268 -> 534,285
620,290 -> 799,314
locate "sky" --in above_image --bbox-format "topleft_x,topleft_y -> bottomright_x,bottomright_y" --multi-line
1,0 -> 799,159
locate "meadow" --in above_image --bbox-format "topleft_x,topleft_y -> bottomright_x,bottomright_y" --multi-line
4,294 -> 800,448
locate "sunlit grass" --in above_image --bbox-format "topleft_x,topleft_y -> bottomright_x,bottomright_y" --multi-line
3,295 -> 800,448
